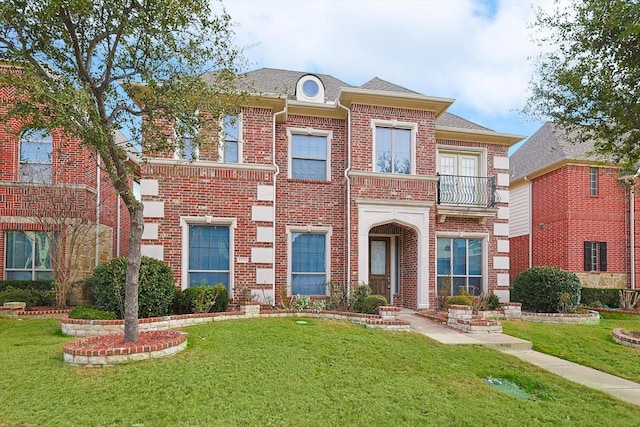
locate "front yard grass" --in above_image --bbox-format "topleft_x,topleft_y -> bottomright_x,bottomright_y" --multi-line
502,311 -> 640,383
1,317 -> 639,426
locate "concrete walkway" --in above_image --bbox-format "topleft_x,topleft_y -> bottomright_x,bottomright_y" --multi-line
399,310 -> 640,407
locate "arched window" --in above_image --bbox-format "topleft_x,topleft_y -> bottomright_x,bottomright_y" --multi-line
20,129 -> 53,183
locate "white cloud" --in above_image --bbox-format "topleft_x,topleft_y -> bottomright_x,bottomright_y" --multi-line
222,0 -> 562,142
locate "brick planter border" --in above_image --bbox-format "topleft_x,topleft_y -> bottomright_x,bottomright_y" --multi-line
63,330 -> 187,367
612,328 -> 640,349
61,306 -> 410,337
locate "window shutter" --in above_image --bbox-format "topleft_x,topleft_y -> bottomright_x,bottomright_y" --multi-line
599,242 -> 607,272
584,241 -> 591,271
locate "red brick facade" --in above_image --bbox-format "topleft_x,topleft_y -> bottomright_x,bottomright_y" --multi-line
140,70 -> 518,309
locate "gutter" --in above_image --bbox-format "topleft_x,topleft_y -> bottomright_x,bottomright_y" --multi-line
95,155 -> 101,267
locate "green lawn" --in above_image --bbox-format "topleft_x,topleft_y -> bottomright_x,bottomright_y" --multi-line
502,311 -> 640,383
1,317 -> 639,427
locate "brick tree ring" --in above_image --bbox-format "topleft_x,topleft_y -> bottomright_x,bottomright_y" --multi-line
63,330 -> 188,367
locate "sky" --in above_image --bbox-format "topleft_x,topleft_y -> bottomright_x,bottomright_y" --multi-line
222,0 -> 563,154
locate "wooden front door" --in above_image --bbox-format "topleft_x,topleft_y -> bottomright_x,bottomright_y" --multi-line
369,237 -> 391,302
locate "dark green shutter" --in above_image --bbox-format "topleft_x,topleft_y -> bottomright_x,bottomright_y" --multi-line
584,241 -> 591,271
599,242 -> 607,272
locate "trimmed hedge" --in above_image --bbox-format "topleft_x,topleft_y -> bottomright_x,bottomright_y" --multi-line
68,305 -> 117,320
349,284 -> 371,313
0,280 -> 53,292
511,266 -> 581,313
0,286 -> 55,308
172,284 -> 229,314
446,295 -> 472,307
580,288 -> 621,308
91,256 -> 175,319
362,294 -> 387,314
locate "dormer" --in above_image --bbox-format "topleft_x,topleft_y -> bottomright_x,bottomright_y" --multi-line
295,74 -> 325,103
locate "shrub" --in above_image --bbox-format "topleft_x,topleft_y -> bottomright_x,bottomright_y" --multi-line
293,294 -> 311,310
326,281 -> 348,311
311,300 -> 326,311
173,284 -> 229,314
446,295 -> 472,307
511,266 -> 581,313
580,288 -> 620,308
362,294 -> 387,314
349,284 -> 371,313
0,287 -> 38,309
91,256 -> 176,319
68,305 -> 117,320
487,293 -> 501,310
0,280 -> 53,292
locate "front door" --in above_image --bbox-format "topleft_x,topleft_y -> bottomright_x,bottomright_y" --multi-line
369,237 -> 391,302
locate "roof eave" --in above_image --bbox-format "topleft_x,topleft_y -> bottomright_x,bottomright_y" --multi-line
436,126 -> 525,146
338,87 -> 454,117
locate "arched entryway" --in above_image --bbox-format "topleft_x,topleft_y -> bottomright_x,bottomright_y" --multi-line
357,202 -> 430,309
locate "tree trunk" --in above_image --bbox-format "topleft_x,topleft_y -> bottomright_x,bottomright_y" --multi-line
124,202 -> 144,342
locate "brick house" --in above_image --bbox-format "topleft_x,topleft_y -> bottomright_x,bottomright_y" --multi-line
140,68 -> 522,309
0,64 -> 129,287
510,122 -> 635,290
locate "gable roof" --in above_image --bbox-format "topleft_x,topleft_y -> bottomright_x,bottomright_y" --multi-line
510,122 -> 607,181
359,77 -> 419,94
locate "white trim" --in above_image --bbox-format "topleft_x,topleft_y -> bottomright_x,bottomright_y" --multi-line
180,216 -> 236,295
436,145 -> 487,177
295,74 -> 325,103
287,127 -> 332,181
434,232 -> 489,295
286,226 -> 332,296
357,203 -> 430,308
371,119 -> 418,175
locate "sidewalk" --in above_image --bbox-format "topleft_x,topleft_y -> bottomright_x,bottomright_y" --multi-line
398,310 -> 640,407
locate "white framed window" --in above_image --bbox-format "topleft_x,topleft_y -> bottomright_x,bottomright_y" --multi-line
180,217 -> 236,293
4,231 -> 55,281
286,226 -> 331,296
436,234 -> 486,297
20,129 -> 53,183
437,148 -> 485,205
372,120 -> 417,175
287,128 -> 332,181
220,115 -> 241,163
174,119 -> 198,161
295,74 -> 325,103
589,167 -> 598,196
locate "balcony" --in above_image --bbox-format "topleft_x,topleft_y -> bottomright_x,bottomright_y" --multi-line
436,174 -> 500,224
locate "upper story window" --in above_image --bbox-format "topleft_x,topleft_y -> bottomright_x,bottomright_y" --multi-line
288,128 -> 332,181
437,149 -> 486,205
372,120 -> 416,175
20,129 -> 53,183
295,74 -> 325,103
589,167 -> 598,196
174,118 -> 198,161
221,115 -> 240,163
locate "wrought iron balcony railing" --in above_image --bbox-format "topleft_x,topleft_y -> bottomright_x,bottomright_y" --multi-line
436,174 -> 499,208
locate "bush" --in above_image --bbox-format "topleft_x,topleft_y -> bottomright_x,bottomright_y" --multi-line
0,280 -> 53,292
580,288 -> 621,308
0,287 -> 38,309
293,294 -> 311,310
326,281 -> 348,311
68,305 -> 117,320
172,284 -> 229,314
362,294 -> 387,314
446,295 -> 472,307
487,293 -> 501,310
349,284 -> 371,313
511,266 -> 581,313
91,256 -> 176,319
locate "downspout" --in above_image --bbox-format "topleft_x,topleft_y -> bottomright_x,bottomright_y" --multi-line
272,100 -> 287,306
524,176 -> 532,268
116,197 -> 121,257
631,186 -> 635,289
337,99 -> 351,297
95,155 -> 101,267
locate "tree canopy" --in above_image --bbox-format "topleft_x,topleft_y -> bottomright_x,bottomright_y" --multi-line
0,0 -> 245,341
525,0 -> 640,168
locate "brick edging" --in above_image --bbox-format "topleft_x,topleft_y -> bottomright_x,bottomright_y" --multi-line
612,328 -> 640,349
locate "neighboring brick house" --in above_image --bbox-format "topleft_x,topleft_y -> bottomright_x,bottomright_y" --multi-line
140,68 -> 523,309
510,122 -> 635,290
0,64 -> 129,286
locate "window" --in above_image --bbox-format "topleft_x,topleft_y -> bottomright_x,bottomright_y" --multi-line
589,168 -> 598,196
437,237 -> 483,296
221,115 -> 239,163
295,74 -> 325,103
187,225 -> 230,289
584,241 -> 607,272
20,129 -> 53,183
5,231 -> 54,280
288,129 -> 331,180
438,151 -> 483,204
291,232 -> 328,295
175,122 -> 197,161
375,126 -> 411,174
